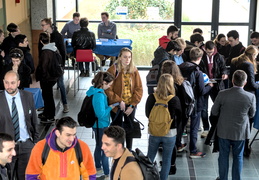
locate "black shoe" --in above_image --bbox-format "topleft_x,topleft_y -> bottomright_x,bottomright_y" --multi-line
38,113 -> 46,119
169,165 -> 177,175
85,70 -> 90,77
244,147 -> 251,157
79,71 -> 85,77
40,118 -> 55,124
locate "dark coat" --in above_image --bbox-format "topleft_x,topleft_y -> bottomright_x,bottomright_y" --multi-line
225,42 -> 245,66
71,27 -> 96,56
151,46 -> 174,66
200,52 -> 227,78
3,62 -> 31,89
230,61 -> 259,94
179,61 -> 212,112
215,42 -> 230,60
183,41 -> 196,62
2,34 -> 16,64
38,25 -> 66,66
145,94 -> 182,129
36,49 -> 58,82
19,46 -> 35,73
0,163 -> 11,180
0,90 -> 39,143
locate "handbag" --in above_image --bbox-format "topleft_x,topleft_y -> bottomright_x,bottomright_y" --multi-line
123,118 -> 144,138
111,110 -> 144,138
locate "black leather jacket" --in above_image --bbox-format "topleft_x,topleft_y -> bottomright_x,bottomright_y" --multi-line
200,52 -> 227,77
71,27 -> 96,55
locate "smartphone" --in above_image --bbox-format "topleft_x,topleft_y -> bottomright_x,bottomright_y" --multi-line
111,102 -> 120,106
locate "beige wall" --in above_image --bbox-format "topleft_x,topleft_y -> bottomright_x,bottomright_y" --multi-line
5,0 -> 28,24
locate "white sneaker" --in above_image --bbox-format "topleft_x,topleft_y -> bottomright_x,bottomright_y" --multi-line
201,130 -> 209,138
63,104 -> 69,113
96,169 -> 104,177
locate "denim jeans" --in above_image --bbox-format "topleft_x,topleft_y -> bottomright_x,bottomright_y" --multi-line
147,135 -> 176,180
189,111 -> 201,153
93,128 -> 109,175
218,137 -> 245,180
57,75 -> 67,105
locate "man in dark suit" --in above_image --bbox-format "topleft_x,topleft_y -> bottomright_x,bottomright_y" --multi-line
211,70 -> 256,180
0,70 -> 39,180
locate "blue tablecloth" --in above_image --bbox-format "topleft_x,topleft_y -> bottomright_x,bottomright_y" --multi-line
64,39 -> 133,56
24,88 -> 44,109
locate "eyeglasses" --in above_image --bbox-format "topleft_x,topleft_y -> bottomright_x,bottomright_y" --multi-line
10,53 -> 22,58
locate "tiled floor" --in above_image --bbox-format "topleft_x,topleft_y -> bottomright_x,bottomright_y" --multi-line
40,70 -> 259,180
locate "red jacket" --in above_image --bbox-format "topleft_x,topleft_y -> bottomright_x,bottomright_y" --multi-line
159,35 -> 170,49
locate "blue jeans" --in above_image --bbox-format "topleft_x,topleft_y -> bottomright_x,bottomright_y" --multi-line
57,75 -> 67,105
93,128 -> 109,175
218,137 -> 245,180
147,135 -> 176,180
189,111 -> 201,153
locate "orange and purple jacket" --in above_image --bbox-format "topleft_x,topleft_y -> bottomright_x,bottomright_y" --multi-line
25,128 -> 96,180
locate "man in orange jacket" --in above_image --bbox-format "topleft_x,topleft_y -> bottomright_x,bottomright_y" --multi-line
25,116 -> 96,180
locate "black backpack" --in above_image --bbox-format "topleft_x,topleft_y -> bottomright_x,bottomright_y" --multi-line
48,50 -> 64,79
122,148 -> 160,180
77,94 -> 98,128
146,58 -> 167,94
42,141 -> 82,165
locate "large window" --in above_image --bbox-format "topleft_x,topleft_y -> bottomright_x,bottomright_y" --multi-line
55,0 -> 257,66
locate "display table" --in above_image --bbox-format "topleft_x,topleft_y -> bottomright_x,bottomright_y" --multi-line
64,38 -> 133,56
94,39 -> 132,56
24,88 -> 44,109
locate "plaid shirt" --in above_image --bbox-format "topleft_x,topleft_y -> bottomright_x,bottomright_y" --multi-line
122,72 -> 132,104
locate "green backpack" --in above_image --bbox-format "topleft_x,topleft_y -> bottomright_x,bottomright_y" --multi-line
148,93 -> 174,136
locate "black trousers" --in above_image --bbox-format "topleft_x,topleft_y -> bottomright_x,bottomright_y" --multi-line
110,106 -> 136,150
10,139 -> 34,180
40,81 -> 56,119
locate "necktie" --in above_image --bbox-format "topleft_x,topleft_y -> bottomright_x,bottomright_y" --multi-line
12,97 -> 20,141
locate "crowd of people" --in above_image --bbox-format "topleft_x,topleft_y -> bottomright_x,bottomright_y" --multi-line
0,10 -> 259,180
146,25 -> 258,180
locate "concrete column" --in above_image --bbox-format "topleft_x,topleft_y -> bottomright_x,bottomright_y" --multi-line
30,0 -> 53,65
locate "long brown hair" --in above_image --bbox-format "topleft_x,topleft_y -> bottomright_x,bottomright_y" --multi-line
116,48 -> 135,73
92,71 -> 114,88
231,45 -> 258,73
155,74 -> 175,100
161,60 -> 184,85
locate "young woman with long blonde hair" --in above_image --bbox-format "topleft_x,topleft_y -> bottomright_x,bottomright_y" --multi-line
105,47 -> 143,150
145,74 -> 182,180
